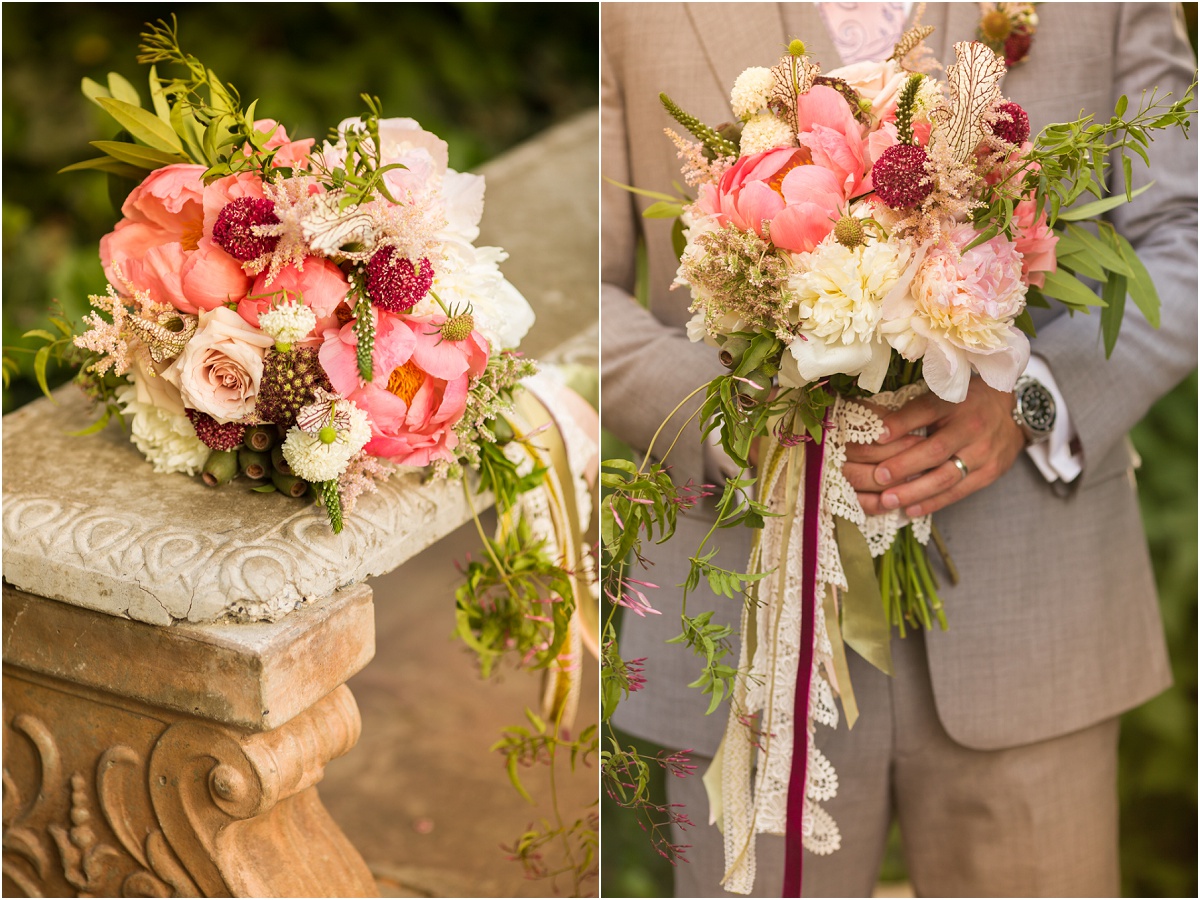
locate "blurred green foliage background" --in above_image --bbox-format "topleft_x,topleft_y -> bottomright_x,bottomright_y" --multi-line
601,7 -> 1199,898
2,1 -> 597,411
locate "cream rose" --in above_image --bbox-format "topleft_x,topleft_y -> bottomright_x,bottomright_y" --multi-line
826,59 -> 908,119
162,306 -> 274,422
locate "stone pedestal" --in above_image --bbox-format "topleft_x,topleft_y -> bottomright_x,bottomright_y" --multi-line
2,584 -> 378,898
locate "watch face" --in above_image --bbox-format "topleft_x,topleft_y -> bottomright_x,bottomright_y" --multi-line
1019,382 -> 1056,434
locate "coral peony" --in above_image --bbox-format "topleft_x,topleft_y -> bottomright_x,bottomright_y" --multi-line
1011,198 -> 1058,288
319,313 -> 489,466
101,164 -> 254,315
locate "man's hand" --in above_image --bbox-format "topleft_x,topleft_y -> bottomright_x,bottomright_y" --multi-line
843,379 -> 1027,517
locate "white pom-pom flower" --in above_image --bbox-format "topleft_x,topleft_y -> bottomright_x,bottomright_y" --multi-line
731,67 -> 775,119
739,114 -> 795,156
282,388 -> 373,483
258,298 -> 318,347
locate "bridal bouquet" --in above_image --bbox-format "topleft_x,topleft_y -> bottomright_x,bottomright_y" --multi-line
601,25 -> 1192,895
46,19 -> 538,535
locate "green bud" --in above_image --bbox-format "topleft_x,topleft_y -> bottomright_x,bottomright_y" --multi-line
319,426 -> 338,445
271,444 -> 293,475
275,341 -> 292,353
833,216 -> 866,248
788,39 -> 807,57
271,470 -> 310,498
735,367 -> 773,409
244,425 -> 277,453
491,417 -> 515,444
238,448 -> 270,481
201,449 -> 239,487
718,336 -> 752,369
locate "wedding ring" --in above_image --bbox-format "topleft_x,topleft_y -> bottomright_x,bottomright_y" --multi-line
950,455 -> 969,479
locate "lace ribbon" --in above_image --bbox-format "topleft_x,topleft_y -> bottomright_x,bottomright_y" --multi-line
711,389 -> 932,895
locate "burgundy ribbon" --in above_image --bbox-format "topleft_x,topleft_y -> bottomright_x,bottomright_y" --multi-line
782,438 -> 824,897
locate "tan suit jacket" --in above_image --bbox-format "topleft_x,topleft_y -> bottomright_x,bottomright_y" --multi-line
603,2 -> 1195,755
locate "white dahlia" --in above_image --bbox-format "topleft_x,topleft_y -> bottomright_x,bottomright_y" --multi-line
116,381 -> 209,476
730,67 -> 775,118
739,114 -> 795,156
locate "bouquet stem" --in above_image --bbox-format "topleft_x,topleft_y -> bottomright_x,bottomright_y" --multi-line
877,524 -> 947,636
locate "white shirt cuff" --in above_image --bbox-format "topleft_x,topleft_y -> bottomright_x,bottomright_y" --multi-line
1023,355 -> 1082,484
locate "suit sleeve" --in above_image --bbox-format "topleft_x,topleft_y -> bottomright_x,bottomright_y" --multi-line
1030,2 -> 1198,486
600,27 -> 729,488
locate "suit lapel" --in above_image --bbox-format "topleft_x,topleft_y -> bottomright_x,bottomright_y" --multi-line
684,3 -> 787,113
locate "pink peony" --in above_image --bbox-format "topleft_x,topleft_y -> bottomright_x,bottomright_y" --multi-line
795,86 -> 872,198
161,306 -> 275,423
239,258 -> 350,342
696,147 -> 847,254
100,164 -> 254,315
881,225 -> 1030,402
1011,199 -> 1058,288
319,313 -> 489,466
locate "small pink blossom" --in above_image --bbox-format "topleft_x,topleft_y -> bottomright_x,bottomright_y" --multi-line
252,119 -> 315,168
1011,198 -> 1058,288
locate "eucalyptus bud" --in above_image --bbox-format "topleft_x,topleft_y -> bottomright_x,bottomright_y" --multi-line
735,367 -> 773,409
271,444 -> 293,475
271,470 -> 310,498
491,417 -> 515,444
201,449 -> 239,487
244,425 -> 276,453
239,448 -> 270,481
718,336 -> 752,369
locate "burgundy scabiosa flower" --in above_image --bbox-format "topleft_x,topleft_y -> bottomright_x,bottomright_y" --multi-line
990,101 -> 1030,146
186,409 -> 246,451
212,197 -> 281,261
365,247 -> 434,313
871,144 -> 933,209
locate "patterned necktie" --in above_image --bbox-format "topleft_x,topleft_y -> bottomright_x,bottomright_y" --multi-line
817,2 -> 909,65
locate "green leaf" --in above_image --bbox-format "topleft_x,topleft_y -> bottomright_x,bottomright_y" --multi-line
67,408 -> 114,437
1122,155 -> 1134,201
671,216 -> 687,260
1114,94 -> 1128,118
1101,273 -> 1128,357
81,77 -> 111,106
22,329 -> 57,342
107,72 -> 142,108
642,200 -> 684,219
148,66 -> 172,122
33,345 -> 53,401
1041,268 -> 1106,309
962,224 -> 997,252
1111,232 -> 1161,328
170,101 -> 207,165
1057,181 -> 1153,221
602,176 -> 689,204
1013,309 -> 1037,338
58,156 -> 147,179
1056,251 -> 1108,283
1063,223 -> 1132,277
90,141 -> 189,169
251,483 -> 278,493
95,97 -> 184,155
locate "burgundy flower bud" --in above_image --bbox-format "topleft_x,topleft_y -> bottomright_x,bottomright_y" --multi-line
212,197 -> 280,261
365,247 -> 434,313
871,144 -> 933,209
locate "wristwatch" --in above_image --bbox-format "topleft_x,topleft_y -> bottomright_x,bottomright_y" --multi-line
1011,375 -> 1056,445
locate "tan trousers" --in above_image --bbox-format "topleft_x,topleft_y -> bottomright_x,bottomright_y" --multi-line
668,630 -> 1121,898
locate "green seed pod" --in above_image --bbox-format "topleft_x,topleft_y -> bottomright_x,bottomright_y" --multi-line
271,470 -> 310,498
271,444 -> 293,475
735,367 -> 773,409
239,448 -> 271,481
718,336 -> 752,369
201,449 -> 239,487
491,417 -> 515,444
789,39 -> 807,57
244,425 -> 277,453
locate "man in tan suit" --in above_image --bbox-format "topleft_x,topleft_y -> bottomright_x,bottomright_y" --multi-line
602,3 -> 1196,895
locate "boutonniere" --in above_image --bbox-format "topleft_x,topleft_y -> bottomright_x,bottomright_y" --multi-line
977,2 -> 1039,67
